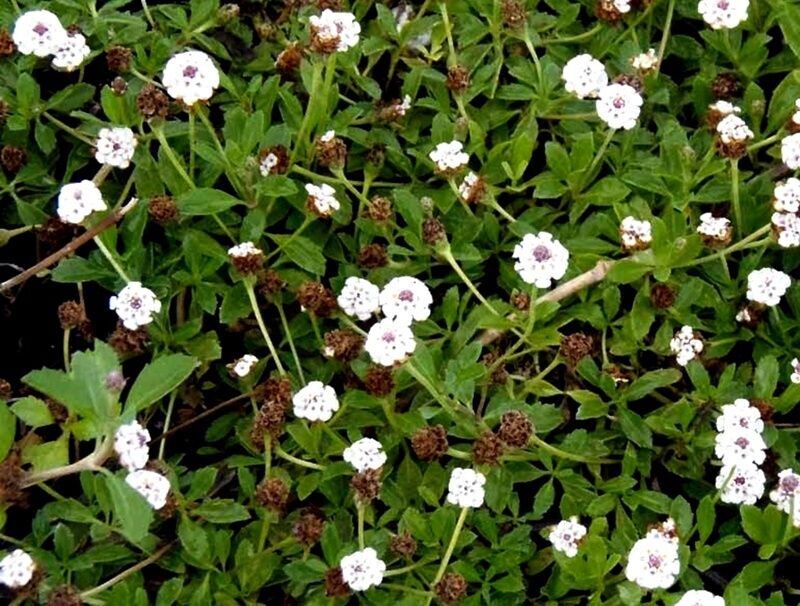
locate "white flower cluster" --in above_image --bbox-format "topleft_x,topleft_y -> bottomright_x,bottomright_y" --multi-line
227,241 -> 263,258
13,10 -> 90,71
548,517 -> 587,557
259,151 -> 280,176
716,114 -> 753,144
0,549 -> 36,589
125,469 -> 171,509
746,268 -> 791,307
337,277 -> 380,321
162,50 -> 220,106
561,54 -> 608,99
95,127 -> 138,169
624,518 -> 680,590
771,211 -> 800,248
770,469 -> 800,527
305,183 -> 341,216
365,318 -> 416,367
446,467 -> 486,508
293,380 -> 340,422
57,180 -> 107,224
343,437 -> 387,472
696,213 -> 732,242
230,353 -> 259,378
792,99 -> 800,128
670,325 -> 703,366
458,172 -> 483,202
675,590 -> 725,606
109,282 -> 162,330
597,83 -> 643,130
709,100 -> 740,117
791,358 -> 800,384
774,178 -> 800,213
429,141 -> 469,173
619,216 -> 652,250
698,0 -> 749,30
309,10 -> 361,53
513,231 -> 569,289
714,399 -> 766,505
340,547 -> 386,591
114,420 -> 151,472
631,48 -> 659,72
394,95 -> 412,117
782,133 -> 800,170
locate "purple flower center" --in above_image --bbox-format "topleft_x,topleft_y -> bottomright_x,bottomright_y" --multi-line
718,0 -> 729,8
382,331 -> 396,343
183,65 -> 198,79
734,436 -> 749,449
33,23 -> 48,36
782,476 -> 800,492
647,554 -> 662,569
613,97 -> 625,109
734,476 -> 746,485
398,289 -> 414,302
532,245 -> 551,262
129,297 -> 142,310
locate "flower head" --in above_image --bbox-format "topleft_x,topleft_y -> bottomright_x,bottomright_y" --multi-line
429,141 -> 469,173
95,127 -> 137,169
771,211 -> 800,248
446,467 -> 486,508
513,232 -> 569,288
12,10 -> 67,57
230,354 -> 259,378
782,133 -> 800,170
162,50 -> 220,106
339,548 -> 385,591
631,48 -> 659,73
698,0 -> 749,29
109,282 -> 162,330
458,171 -> 487,204
715,461 -> 765,505
0,549 -> 36,589
57,180 -> 107,224
675,590 -> 726,606
548,517 -> 587,557
114,420 -> 151,472
791,358 -> 800,384
343,438 -> 387,472
596,84 -> 643,130
716,114 -> 753,143
51,31 -> 91,72
624,532 -> 680,590
305,183 -> 340,217
337,277 -> 380,321
770,469 -> 800,526
309,10 -> 361,53
125,469 -> 170,509
364,318 -> 416,366
379,276 -> 433,324
292,381 -> 339,422
774,178 -> 800,213
669,325 -> 703,366
746,268 -> 791,307
716,399 -> 764,434
714,427 -> 766,466
619,216 -> 652,251
697,213 -> 732,245
561,54 -> 608,99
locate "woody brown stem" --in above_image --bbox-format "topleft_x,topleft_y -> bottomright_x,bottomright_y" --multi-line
21,440 -> 111,488
0,198 -> 139,294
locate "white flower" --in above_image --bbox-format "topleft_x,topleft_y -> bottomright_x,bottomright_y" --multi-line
114,420 -> 151,472
548,517 -> 587,557
646,517 -> 678,542
746,268 -> 791,307
305,183 -> 340,216
716,398 -> 764,434
772,211 -> 800,248
714,428 -> 766,466
698,0 -> 749,29
57,180 -> 107,224
774,178 -> 800,213
0,549 -> 35,589
709,100 -> 740,116
364,318 -> 416,366
613,0 -> 632,12
259,152 -> 280,176
109,282 -> 162,331
125,469 -> 170,509
379,276 -> 433,324
631,48 -> 659,72
669,325 -> 703,366
337,277 -> 380,321
770,469 -> 800,526
292,381 -> 339,422
339,548 -> 386,591
162,50 -> 220,106
51,32 -> 91,72
791,358 -> 800,384
793,99 -> 800,128
561,54 -> 608,99
446,467 -> 486,508
624,533 -> 680,590
675,590 -> 726,606
619,216 -> 652,250
391,5 -> 430,49
95,127 -> 137,169
343,438 -> 387,472
715,462 -> 765,505
781,134 -> 800,170
697,213 -> 732,241
429,141 -> 469,173
230,354 -> 259,378
458,171 -> 484,202
716,114 -> 753,143
596,84 -> 643,130
309,10 -> 361,53
513,231 -> 569,289
320,129 -> 335,143
228,241 -> 263,258
395,95 -> 412,116
12,10 -> 67,57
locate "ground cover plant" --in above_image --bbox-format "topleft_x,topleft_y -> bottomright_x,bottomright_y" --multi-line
1,0 -> 800,603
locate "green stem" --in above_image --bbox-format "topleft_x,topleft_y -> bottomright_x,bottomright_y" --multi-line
655,0 -> 676,76
244,282 -> 286,376
441,249 -> 500,317
748,131 -> 783,153
522,26 -> 544,88
731,159 -> 742,237
157,391 -> 178,460
439,2 -> 458,67
290,60 -> 325,166
427,507 -> 469,602
140,0 -> 156,28
404,359 -> 468,420
188,109 -> 196,181
578,129 -> 616,194
382,583 -> 432,597
63,329 -> 71,372
153,127 -> 193,188
680,224 -> 771,268
384,558 -> 437,577
93,236 -> 131,282
274,445 -> 326,470
80,544 -> 172,599
529,434 -> 615,464
542,25 -> 602,45
42,112 -> 94,146
276,301 -> 305,385
357,502 -> 366,549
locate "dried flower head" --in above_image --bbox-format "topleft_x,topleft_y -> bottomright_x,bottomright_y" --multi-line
298,281 -> 338,317
711,72 -> 740,100
351,468 -> 382,503
323,329 -> 364,361
473,431 -> 505,466
228,241 -> 265,274
498,410 -> 534,447
446,65 -> 470,93
1,146 -> 26,175
258,145 -> 289,176
256,477 -> 290,511
411,425 -> 448,461
292,510 -> 325,547
106,45 -> 132,73
435,572 -> 468,604
315,130 -> 347,168
390,532 -> 418,558
357,243 -> 389,269
136,84 -> 170,119
560,332 -> 597,367
364,365 -> 395,396
147,195 -> 179,225
650,283 -> 676,309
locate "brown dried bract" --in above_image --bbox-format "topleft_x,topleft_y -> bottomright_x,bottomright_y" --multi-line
472,431 -> 504,466
497,410 -> 533,448
47,585 -> 83,606
258,269 -> 287,297
324,329 -> 364,361
390,531 -> 418,557
106,46 -> 132,73
446,65 -> 471,94
315,134 -> 347,168
136,83 -> 170,120
411,425 -> 448,461
109,322 -> 149,355
435,572 -> 468,604
0,452 -> 26,507
560,332 -> 597,367
324,567 -> 351,597
650,283 -> 676,309
502,0 -> 527,28
364,365 -> 395,397
365,196 -> 393,222
711,72 -> 740,100
276,44 -> 303,76
358,243 -> 388,269
297,282 -> 338,317
1,145 -> 26,174
148,195 -> 179,225
292,510 -> 325,547
422,217 -> 447,246
351,468 -> 382,503
256,477 -> 290,511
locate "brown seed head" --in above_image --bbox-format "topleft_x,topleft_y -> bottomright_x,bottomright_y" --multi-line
276,44 -> 303,76
390,532 -> 418,558
292,510 -> 326,547
358,243 -> 389,269
560,332 -> 597,367
422,217 -> 447,246
446,65 -> 470,94
472,431 -> 505,466
148,195 -> 179,225
136,83 -> 170,120
57,300 -> 88,331
0,452 -> 26,507
364,365 -> 395,397
596,0 -> 624,22
47,585 -> 83,606
502,0 -> 528,28
315,134 -> 348,168
365,196 -> 393,222
256,477 -> 290,511
1,146 -> 26,174
351,468 -> 382,503
650,283 -> 676,310
323,329 -> 364,361
258,269 -> 287,297
435,572 -> 468,604
411,425 -> 448,461
497,410 -> 533,448
258,145 -> 289,176
109,322 -> 149,355
324,567 -> 351,597
711,72 -> 740,101
511,291 -> 531,311
106,46 -> 132,73
110,76 -> 128,95
297,282 -> 338,317
0,29 -> 15,56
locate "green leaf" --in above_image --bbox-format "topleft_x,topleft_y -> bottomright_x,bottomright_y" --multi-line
779,4 -> 800,61
23,435 -> 69,473
193,499 -> 250,523
178,514 -> 212,567
106,474 -> 154,543
125,354 -> 198,413
156,578 -> 184,606
753,355 -> 779,399
177,188 -> 242,215
270,234 -> 326,275
11,396 -> 54,428
47,83 -> 96,112
618,409 -> 653,448
625,369 -> 682,401
0,403 -> 13,460
16,73 -> 40,117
